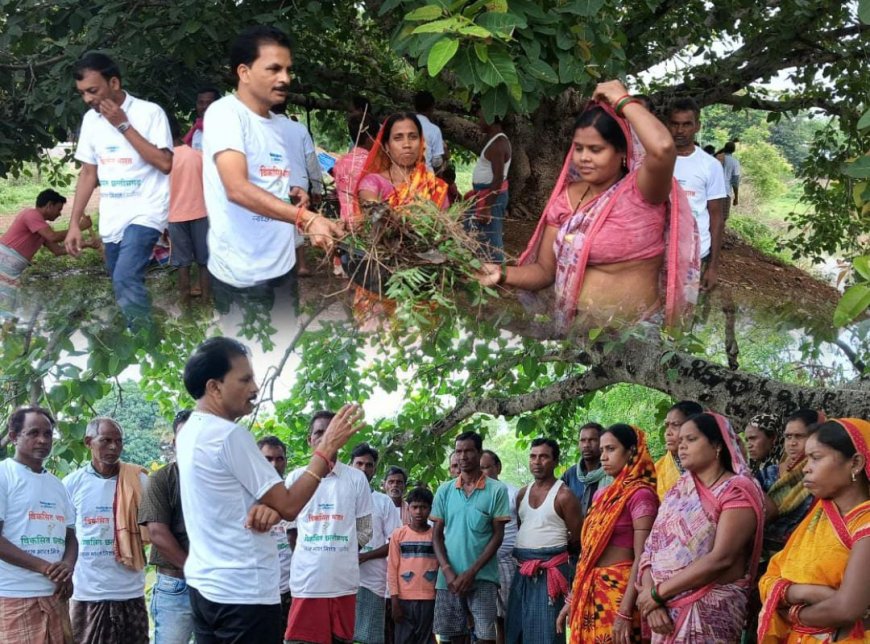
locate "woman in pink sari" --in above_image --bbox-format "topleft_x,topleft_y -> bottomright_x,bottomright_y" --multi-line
476,80 -> 699,331
636,412 -> 764,642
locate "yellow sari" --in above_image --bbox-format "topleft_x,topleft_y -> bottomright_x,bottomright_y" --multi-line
654,451 -> 681,501
757,418 -> 870,643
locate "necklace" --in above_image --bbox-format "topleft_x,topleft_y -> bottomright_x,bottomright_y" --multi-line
571,184 -> 592,212
704,469 -> 727,488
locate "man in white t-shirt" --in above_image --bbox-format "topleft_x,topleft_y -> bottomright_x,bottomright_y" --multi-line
415,91 -> 447,173
667,98 -> 727,292
349,443 -> 401,644
63,417 -> 150,643
202,26 -> 343,317
480,449 -> 518,644
284,411 -> 374,644
177,337 -> 363,642
257,435 -> 294,625
65,53 -> 173,322
0,407 -> 76,642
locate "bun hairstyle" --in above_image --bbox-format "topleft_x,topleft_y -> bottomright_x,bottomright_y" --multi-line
688,413 -> 733,472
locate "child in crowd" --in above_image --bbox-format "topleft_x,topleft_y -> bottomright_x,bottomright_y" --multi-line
387,487 -> 437,644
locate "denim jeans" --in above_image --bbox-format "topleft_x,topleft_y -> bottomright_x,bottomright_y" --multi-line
151,573 -> 194,644
103,223 -> 161,321
469,182 -> 508,262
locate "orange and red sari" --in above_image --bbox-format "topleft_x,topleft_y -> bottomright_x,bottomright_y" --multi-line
352,121 -> 448,325
568,427 -> 657,643
757,418 -> 870,643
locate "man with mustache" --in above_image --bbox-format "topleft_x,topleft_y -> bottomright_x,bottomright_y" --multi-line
0,407 -> 77,643
667,97 -> 727,293
63,417 -> 150,643
202,25 -> 344,317
65,52 -> 173,322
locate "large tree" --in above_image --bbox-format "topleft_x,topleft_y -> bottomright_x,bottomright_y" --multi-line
2,0 -> 868,256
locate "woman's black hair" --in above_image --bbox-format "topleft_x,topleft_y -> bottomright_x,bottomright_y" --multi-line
786,409 -> 822,429
809,421 -> 857,459
602,423 -> 638,452
687,413 -> 733,472
573,106 -> 627,154
381,112 -> 422,141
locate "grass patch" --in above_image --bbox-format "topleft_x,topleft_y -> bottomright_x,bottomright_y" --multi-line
0,176 -> 44,213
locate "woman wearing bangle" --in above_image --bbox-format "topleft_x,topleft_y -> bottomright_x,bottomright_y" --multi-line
636,412 -> 764,642
757,419 -> 870,643
556,424 -> 658,643
353,112 -> 448,327
476,80 -> 699,332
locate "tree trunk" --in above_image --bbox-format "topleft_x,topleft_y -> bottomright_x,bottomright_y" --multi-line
437,93 -> 586,220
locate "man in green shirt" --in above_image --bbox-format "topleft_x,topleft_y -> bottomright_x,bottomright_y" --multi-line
431,431 -> 510,644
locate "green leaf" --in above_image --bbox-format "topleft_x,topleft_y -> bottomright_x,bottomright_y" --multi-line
413,18 -> 463,34
860,0 -> 870,24
406,5 -> 444,21
516,415 -> 536,436
561,0 -> 605,16
473,42 -> 489,62
833,283 -> 870,327
427,38 -> 459,76
524,59 -> 559,83
476,11 -> 526,33
473,46 -> 518,87
458,24 -> 492,38
843,156 -> 870,179
858,107 -> 870,131
480,85 -> 509,122
853,256 -> 870,281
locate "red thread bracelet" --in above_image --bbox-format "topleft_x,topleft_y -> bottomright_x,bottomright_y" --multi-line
313,450 -> 334,470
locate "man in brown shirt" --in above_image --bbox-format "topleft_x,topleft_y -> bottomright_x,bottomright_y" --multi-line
138,410 -> 193,644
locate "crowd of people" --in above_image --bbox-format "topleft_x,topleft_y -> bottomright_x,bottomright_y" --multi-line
0,20 -> 745,332
1,334 -> 868,643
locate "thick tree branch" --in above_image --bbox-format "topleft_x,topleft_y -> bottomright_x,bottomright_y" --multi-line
407,334 -> 870,445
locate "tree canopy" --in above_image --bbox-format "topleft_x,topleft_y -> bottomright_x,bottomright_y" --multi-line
2,0 -> 868,256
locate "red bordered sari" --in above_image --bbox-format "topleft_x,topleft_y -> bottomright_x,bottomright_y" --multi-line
568,427 -> 658,643
352,119 -> 448,325
757,418 -> 870,643
639,413 -> 765,643
518,100 -> 700,332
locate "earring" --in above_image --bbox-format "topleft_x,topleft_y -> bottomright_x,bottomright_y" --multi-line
852,471 -> 858,482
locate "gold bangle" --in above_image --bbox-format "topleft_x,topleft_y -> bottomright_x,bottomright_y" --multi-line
302,468 -> 321,482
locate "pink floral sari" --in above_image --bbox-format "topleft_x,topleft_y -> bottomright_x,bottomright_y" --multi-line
639,413 -> 765,643
518,101 -> 700,332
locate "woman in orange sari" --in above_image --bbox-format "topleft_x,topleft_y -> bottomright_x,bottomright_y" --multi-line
556,424 -> 659,643
352,112 -> 448,325
757,418 -> 870,643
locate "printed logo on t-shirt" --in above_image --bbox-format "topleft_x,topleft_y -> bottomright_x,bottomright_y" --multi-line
258,151 -> 291,179
20,501 -> 66,557
300,501 -> 350,552
80,503 -> 115,560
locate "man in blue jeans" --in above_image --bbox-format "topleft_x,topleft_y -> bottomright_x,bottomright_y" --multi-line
65,52 -> 173,322
138,410 -> 194,644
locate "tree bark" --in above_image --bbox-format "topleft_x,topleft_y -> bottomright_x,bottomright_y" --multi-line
409,335 -> 870,442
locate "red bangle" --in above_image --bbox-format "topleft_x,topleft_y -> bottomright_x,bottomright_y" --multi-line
615,610 -> 632,621
613,93 -> 632,109
788,603 -> 806,626
295,208 -> 307,230
313,450 -> 334,470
